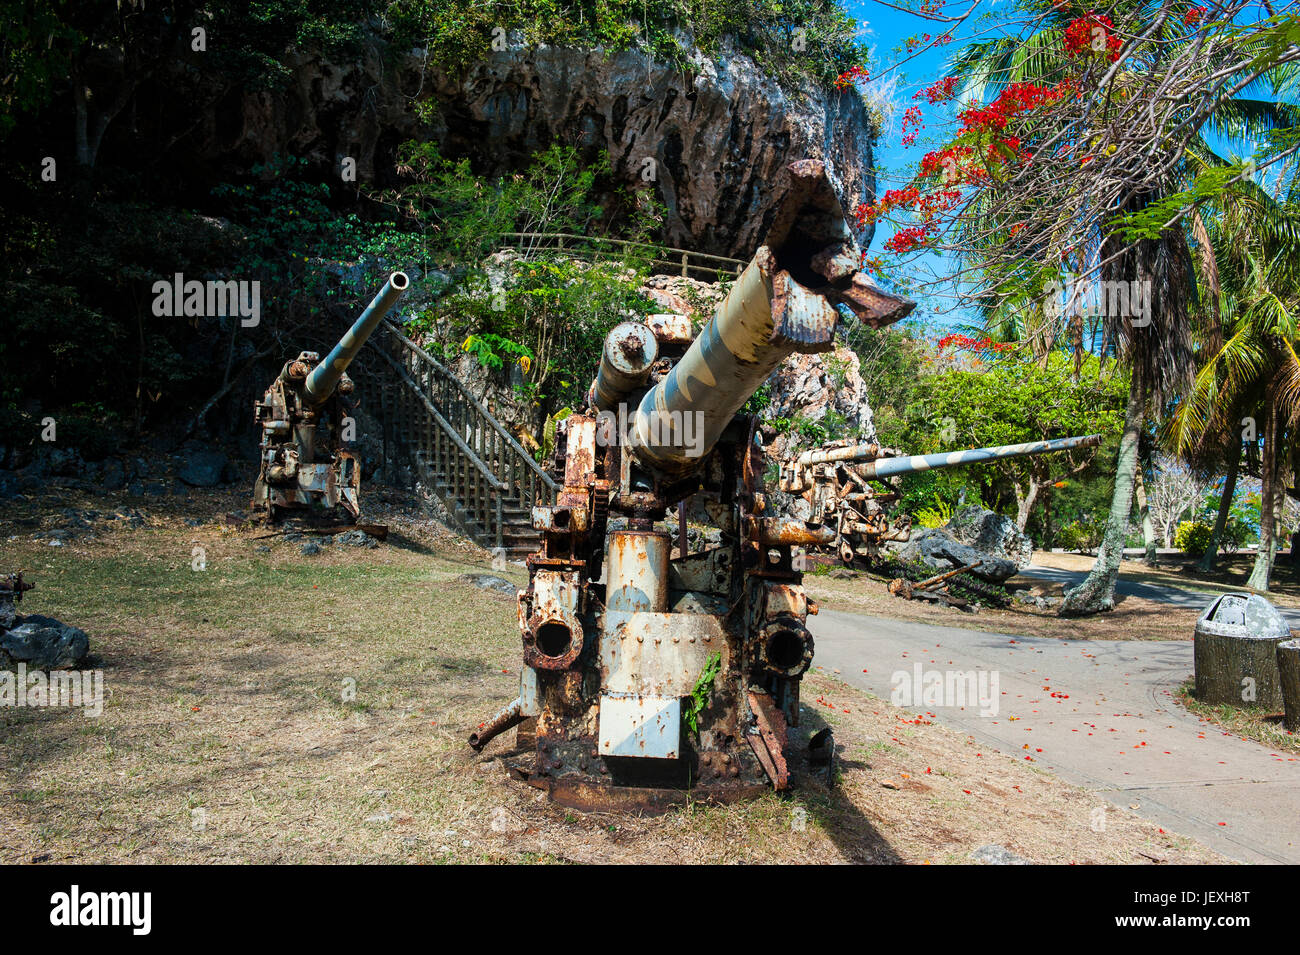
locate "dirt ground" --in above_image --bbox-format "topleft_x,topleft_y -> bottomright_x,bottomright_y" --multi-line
0,487 -> 1223,864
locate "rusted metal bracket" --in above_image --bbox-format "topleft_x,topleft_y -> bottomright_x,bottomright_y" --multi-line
746,690 -> 790,790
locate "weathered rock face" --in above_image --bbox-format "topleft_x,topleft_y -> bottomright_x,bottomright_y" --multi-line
947,505 -> 1034,571
890,528 -> 1020,584
214,41 -> 876,258
762,344 -> 878,462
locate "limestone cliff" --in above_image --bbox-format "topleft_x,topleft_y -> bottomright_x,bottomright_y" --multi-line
217,39 -> 877,257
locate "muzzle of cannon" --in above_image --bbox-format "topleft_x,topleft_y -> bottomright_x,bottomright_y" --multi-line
780,434 -> 1103,567
470,161 -> 916,810
251,272 -> 409,524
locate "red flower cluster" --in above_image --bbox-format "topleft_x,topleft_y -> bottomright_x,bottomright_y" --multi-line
1064,14 -> 1123,61
885,225 -> 935,255
855,186 -> 922,226
1184,5 -> 1206,24
921,145 -> 974,180
958,81 -> 1072,133
936,333 -> 1016,354
901,105 -> 925,147
915,76 -> 958,104
834,64 -> 870,89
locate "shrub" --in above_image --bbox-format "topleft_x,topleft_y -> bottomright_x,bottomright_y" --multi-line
1057,518 -> 1102,552
913,500 -> 953,529
1175,520 -> 1214,556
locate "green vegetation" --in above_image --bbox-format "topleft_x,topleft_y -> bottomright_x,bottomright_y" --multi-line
393,143 -> 660,417
388,0 -> 863,84
1177,681 -> 1300,757
1175,520 -> 1215,557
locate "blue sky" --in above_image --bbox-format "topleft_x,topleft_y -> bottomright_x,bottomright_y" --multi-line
838,1 -> 1284,335
843,0 -> 993,332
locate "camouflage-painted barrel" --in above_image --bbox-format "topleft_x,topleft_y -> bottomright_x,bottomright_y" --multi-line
850,434 -> 1103,479
303,271 -> 410,405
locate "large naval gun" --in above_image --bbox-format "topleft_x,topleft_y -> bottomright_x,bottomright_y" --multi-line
780,435 -> 1103,567
467,161 -> 918,810
252,272 -> 409,523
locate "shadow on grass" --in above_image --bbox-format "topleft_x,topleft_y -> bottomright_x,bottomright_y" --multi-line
786,708 -> 904,864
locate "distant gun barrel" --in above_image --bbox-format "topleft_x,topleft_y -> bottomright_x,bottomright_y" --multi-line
629,161 -> 915,477
593,322 -> 659,412
854,434 -> 1102,480
303,271 -> 410,405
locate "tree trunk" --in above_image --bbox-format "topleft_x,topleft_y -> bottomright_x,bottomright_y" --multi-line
1194,627 -> 1288,710
1060,363 -> 1146,615
1015,478 -> 1039,532
1247,400 -> 1277,591
1134,466 -> 1158,565
1197,445 -> 1239,573
1279,639 -> 1300,731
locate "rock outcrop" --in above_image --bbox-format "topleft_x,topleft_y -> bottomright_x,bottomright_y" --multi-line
762,345 -> 878,462
208,41 -> 877,258
1,616 -> 90,670
887,507 -> 1035,584
891,528 -> 1020,584
947,505 -> 1034,571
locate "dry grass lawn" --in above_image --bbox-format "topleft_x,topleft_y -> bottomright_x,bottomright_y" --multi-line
0,488 -> 1223,864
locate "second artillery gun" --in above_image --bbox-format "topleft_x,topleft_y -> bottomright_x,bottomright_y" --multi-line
252,272 -> 409,524
779,434 -> 1103,568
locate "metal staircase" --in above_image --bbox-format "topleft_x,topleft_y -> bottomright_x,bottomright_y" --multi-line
356,319 -> 558,557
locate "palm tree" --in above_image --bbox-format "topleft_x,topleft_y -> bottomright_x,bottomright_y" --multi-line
1168,159 -> 1300,590
946,1 -> 1298,611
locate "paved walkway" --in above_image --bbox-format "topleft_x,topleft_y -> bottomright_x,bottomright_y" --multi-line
1017,563 -> 1300,626
811,608 -> 1300,864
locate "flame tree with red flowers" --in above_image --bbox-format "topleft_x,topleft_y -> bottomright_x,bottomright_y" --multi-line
842,0 -> 1299,614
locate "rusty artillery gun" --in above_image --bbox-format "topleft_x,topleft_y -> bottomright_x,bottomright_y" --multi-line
252,272 -> 409,524
779,435 -> 1103,568
466,160 -> 915,810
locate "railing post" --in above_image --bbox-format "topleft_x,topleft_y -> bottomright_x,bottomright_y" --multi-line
495,495 -> 504,553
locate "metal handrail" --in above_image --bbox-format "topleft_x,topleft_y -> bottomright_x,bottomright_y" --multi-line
371,346 -> 506,492
380,319 -> 559,502
498,232 -> 745,278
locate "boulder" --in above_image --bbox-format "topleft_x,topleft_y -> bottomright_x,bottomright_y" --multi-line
891,527 -> 1019,583
947,505 -> 1034,571
177,449 -> 229,487
457,574 -> 518,599
1,615 -> 90,669
335,529 -> 379,549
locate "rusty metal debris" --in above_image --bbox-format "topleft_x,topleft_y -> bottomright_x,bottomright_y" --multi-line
252,272 -> 408,524
468,160 -> 917,811
779,435 -> 1103,569
0,572 -> 34,630
888,562 -> 982,601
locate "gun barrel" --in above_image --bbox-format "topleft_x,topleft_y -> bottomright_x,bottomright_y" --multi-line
629,161 -> 915,477
796,442 -> 882,467
304,271 -> 410,404
857,434 -> 1103,480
